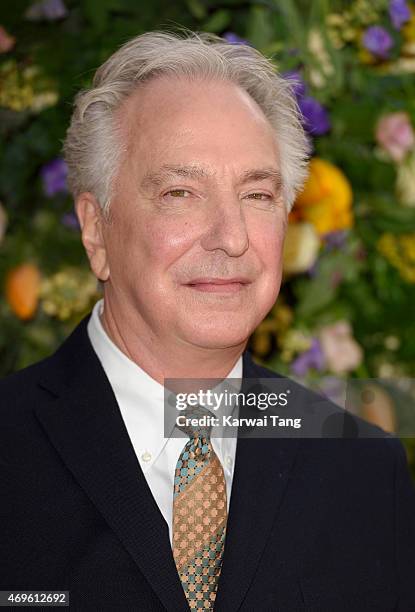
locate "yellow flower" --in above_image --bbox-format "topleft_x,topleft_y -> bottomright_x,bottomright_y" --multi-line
39,267 -> 100,320
358,46 -> 378,65
402,5 -> 415,43
293,158 -> 354,235
307,28 -> 335,89
396,148 -> 415,207
0,60 -> 34,111
251,301 -> 293,358
279,329 -> 312,362
251,332 -> 272,357
351,0 -> 382,25
377,232 -> 415,283
0,59 -> 58,112
31,90 -> 59,112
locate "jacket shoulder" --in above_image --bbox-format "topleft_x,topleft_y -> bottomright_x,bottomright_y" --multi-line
0,355 -> 55,418
1,354 -> 53,387
245,352 -> 408,462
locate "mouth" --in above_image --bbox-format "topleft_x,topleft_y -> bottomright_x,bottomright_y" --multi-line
184,277 -> 252,294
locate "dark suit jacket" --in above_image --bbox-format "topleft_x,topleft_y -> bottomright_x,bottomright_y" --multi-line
1,311 -> 415,611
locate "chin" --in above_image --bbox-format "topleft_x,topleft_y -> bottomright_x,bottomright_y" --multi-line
182,317 -> 255,350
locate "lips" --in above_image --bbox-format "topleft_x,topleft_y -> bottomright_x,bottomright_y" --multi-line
185,277 -> 251,293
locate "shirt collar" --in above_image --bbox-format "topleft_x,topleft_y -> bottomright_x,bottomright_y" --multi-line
86,298 -> 242,464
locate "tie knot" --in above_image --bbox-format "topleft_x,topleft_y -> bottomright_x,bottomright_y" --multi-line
175,403 -> 213,441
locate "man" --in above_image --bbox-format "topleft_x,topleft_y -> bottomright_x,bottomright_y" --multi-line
1,30 -> 414,612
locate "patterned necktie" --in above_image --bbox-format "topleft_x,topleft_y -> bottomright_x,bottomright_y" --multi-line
172,404 -> 228,610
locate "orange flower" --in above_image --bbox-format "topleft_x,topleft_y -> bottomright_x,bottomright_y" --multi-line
293,158 -> 353,235
5,263 -> 41,320
359,383 -> 396,433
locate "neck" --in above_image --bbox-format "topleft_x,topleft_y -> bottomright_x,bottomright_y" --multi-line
98,298 -> 246,386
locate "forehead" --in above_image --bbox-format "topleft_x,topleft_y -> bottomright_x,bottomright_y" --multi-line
116,74 -> 278,161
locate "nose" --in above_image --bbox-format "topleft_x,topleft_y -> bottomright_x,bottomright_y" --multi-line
200,197 -> 249,257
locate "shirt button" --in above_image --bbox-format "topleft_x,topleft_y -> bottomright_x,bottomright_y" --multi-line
226,456 -> 233,468
141,451 -> 152,463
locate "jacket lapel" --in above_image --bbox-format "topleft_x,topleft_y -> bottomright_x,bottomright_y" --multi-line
34,312 -> 301,612
214,352 -> 302,612
34,312 -> 189,612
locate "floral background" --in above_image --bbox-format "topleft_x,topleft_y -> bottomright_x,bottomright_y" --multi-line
1,0 -> 415,475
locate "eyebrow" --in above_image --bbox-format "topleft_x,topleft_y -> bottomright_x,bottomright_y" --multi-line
140,164 -> 283,193
140,164 -> 209,190
240,167 -> 283,192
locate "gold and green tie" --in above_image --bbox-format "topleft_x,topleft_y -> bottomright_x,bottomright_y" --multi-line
172,405 -> 227,610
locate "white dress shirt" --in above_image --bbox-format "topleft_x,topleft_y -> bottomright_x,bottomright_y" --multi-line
87,298 -> 242,546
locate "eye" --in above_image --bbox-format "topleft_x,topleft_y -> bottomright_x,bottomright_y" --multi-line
163,189 -> 192,198
245,192 -> 273,201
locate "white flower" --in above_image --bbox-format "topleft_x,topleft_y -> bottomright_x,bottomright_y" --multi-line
283,222 -> 321,275
396,148 -> 415,207
318,320 -> 363,374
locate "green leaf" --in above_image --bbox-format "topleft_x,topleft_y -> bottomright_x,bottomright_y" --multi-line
82,0 -> 110,32
370,200 -> 415,233
246,5 -> 275,50
202,9 -> 232,33
271,0 -> 307,57
186,0 -> 208,20
294,275 -> 337,319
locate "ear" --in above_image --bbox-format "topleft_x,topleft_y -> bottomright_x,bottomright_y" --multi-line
75,192 -> 110,282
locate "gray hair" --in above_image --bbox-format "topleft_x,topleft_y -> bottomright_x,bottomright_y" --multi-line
62,29 -> 311,219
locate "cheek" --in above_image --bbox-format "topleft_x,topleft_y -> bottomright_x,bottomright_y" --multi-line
135,217 -> 199,271
250,218 -> 286,269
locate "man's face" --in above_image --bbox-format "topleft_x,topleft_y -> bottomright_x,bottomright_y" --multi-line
100,75 -> 287,350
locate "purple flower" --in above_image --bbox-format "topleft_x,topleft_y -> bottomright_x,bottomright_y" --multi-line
222,32 -> 250,45
362,26 -> 394,59
322,230 -> 349,250
389,0 -> 411,30
307,260 -> 319,278
41,158 -> 68,197
282,70 -> 330,138
282,70 -> 307,98
61,212 -> 80,230
298,96 -> 331,136
291,338 -> 326,377
25,0 -> 68,20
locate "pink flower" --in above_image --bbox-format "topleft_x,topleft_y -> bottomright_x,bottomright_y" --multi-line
0,202 -> 8,244
318,321 -> 363,375
375,111 -> 415,163
0,25 -> 15,53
